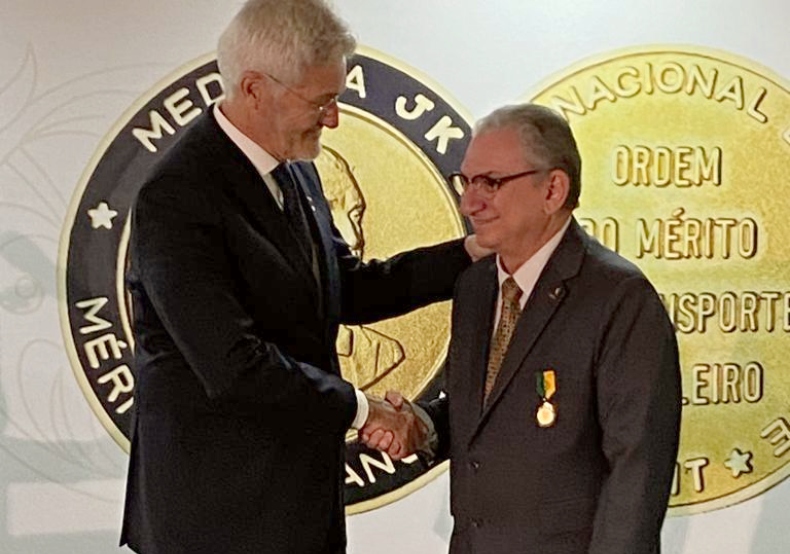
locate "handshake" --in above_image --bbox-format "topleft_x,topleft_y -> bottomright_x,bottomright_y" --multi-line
359,392 -> 431,460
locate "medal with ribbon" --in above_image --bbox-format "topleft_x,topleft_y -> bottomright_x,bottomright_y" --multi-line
535,369 -> 557,427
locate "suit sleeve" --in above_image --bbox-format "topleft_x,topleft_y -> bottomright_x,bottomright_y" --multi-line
421,395 -> 450,461
130,176 -> 356,433
589,276 -> 682,554
417,268 -> 473,462
335,234 -> 471,325
292,159 -> 471,325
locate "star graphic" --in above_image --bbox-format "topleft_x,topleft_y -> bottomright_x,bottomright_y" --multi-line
724,448 -> 753,478
87,202 -> 119,230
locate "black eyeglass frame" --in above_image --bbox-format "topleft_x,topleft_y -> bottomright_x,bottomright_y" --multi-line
449,168 -> 549,196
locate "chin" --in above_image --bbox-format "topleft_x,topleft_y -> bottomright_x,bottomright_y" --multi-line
292,140 -> 322,161
472,230 -> 498,251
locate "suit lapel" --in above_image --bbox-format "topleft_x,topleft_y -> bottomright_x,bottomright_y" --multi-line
464,260 -> 499,422
477,268 -> 567,424
200,114 -> 320,297
472,219 -> 587,438
291,162 -> 336,316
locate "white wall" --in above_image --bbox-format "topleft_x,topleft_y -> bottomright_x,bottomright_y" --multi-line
1,1 -> 788,552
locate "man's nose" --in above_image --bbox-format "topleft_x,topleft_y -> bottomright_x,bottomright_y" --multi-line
459,186 -> 485,216
320,102 -> 340,128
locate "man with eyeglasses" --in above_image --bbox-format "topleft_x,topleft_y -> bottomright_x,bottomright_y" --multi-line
363,103 -> 682,554
120,1 -> 486,552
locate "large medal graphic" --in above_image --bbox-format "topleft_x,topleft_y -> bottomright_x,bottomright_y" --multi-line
59,46 -> 471,512
526,45 -> 790,515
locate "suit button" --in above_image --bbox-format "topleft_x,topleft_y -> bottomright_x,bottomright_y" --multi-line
471,519 -> 482,529
469,460 -> 480,471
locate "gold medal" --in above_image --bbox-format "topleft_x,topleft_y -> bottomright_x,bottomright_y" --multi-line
537,401 -> 556,427
535,369 -> 558,427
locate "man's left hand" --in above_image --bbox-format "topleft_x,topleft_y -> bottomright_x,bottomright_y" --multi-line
464,234 -> 494,261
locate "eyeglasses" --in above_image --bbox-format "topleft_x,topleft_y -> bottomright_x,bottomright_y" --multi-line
263,72 -> 339,116
449,168 -> 547,197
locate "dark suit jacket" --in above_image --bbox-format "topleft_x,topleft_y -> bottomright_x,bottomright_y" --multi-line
120,111 -> 470,554
426,219 -> 681,554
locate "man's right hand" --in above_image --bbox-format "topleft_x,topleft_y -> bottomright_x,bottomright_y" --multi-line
360,392 -> 427,460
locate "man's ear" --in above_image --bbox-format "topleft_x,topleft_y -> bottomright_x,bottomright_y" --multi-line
544,169 -> 570,214
238,71 -> 265,108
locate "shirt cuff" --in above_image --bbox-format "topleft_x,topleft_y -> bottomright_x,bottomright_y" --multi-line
351,389 -> 369,429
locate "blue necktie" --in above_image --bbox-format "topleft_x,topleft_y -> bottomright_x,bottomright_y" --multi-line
271,163 -> 320,287
272,162 -> 314,257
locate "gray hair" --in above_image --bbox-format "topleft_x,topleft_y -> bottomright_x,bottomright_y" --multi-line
217,0 -> 356,97
475,104 -> 581,209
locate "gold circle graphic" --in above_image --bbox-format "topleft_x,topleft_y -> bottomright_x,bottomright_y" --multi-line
525,45 -> 790,515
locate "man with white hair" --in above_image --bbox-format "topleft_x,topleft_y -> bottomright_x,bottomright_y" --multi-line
120,1 -> 481,552
364,104 -> 682,553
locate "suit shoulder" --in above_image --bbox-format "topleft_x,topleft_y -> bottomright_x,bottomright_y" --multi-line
132,130 -> 228,227
134,115 -> 237,206
146,119 -> 219,181
583,237 -> 648,284
576,240 -> 669,325
456,256 -> 496,291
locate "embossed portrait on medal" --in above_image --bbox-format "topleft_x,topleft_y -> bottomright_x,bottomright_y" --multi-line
315,146 -> 406,388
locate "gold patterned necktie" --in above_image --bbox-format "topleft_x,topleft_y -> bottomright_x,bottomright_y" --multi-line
484,276 -> 523,403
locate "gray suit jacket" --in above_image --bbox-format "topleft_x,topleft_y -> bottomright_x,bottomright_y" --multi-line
427,218 -> 681,554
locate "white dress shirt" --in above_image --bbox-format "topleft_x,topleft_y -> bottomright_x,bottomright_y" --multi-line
493,217 -> 572,326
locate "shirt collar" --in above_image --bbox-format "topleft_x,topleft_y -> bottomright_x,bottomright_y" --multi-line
213,103 -> 280,178
496,217 -> 572,305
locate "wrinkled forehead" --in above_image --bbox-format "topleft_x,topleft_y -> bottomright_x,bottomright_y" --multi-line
288,57 -> 347,94
461,127 -> 533,173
